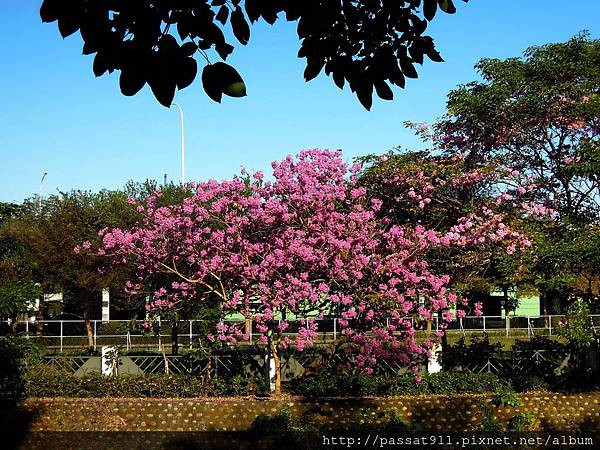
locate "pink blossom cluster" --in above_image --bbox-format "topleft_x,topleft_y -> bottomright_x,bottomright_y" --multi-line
96,149 -> 528,372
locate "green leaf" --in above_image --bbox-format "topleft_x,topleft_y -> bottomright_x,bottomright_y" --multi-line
438,0 -> 457,14
223,81 -> 247,97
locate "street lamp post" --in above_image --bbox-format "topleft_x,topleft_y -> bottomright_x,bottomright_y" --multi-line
38,172 -> 47,212
171,103 -> 185,185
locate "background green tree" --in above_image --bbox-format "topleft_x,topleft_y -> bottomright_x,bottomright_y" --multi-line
431,32 -> 600,313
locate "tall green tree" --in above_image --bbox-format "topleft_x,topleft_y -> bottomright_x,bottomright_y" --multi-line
6,191 -> 139,349
432,33 -> 600,312
0,203 -> 41,332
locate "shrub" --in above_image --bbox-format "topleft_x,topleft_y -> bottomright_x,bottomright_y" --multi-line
508,412 -> 536,432
23,366 -> 270,398
556,300 -> 597,350
491,388 -> 521,407
0,336 -> 45,399
287,371 -> 505,397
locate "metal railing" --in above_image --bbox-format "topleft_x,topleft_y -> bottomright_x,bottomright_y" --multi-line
2,315 -> 598,352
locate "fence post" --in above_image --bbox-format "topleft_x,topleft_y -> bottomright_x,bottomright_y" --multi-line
93,321 -> 97,351
483,316 -> 486,333
189,320 -> 193,350
25,321 -> 29,339
60,320 -> 63,353
333,318 -> 337,341
548,315 -> 552,336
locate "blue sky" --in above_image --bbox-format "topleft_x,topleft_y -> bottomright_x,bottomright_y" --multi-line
1,1 -> 599,202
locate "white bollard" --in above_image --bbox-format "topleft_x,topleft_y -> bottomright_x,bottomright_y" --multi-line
427,343 -> 443,374
265,353 -> 276,391
101,346 -> 118,376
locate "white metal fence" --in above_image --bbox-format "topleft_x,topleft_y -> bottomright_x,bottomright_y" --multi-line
2,315 -> 599,352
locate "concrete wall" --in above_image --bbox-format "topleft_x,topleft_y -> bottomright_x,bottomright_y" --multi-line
14,393 -> 600,433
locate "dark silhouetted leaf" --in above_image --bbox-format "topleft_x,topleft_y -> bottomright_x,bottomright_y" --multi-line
181,42 -> 198,57
400,58 -> 418,78
40,0 -> 60,23
120,69 -> 146,96
424,0 -> 437,21
425,48 -> 444,62
231,6 -> 250,45
58,13 -> 81,38
214,62 -> 246,97
304,60 -> 324,81
355,82 -> 373,111
374,80 -> 394,100
216,5 -> 229,25
409,44 -> 424,65
333,70 -> 345,90
148,74 -> 176,107
201,64 -> 223,103
93,52 -> 108,77
82,41 -> 96,55
215,42 -> 234,60
176,57 -> 198,90
245,0 -> 260,22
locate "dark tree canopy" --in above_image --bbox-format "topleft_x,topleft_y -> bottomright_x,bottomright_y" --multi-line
40,0 -> 468,109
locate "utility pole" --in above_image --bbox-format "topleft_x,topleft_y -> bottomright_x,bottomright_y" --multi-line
171,103 -> 185,185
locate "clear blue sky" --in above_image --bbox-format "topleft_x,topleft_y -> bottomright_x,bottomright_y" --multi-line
1,1 -> 599,203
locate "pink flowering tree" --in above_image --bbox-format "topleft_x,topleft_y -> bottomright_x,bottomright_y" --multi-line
95,150 -> 529,394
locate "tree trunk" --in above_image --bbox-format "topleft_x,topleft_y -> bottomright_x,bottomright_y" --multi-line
83,309 -> 94,352
171,319 -> 179,356
269,340 -> 281,396
10,317 -> 18,334
503,286 -> 510,336
245,304 -> 251,338
540,289 -> 549,328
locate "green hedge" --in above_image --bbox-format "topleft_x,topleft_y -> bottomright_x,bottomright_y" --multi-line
24,366 -> 270,398
287,371 -> 506,397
